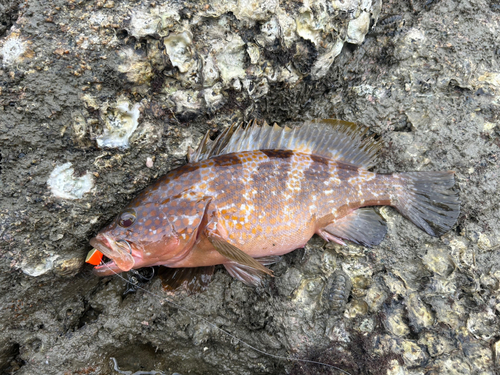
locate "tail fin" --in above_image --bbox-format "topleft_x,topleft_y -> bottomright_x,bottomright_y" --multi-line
394,171 -> 460,236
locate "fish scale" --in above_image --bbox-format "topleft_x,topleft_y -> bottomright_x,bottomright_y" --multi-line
89,119 -> 460,290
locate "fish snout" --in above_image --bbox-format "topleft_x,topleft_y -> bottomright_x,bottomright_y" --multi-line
90,234 -> 136,272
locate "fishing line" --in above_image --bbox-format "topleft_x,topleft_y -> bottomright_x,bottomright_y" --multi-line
102,263 -> 353,375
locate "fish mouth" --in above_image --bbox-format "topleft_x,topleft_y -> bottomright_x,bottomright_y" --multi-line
90,234 -> 137,276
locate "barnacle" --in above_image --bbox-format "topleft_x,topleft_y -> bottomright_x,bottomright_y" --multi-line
47,162 -> 94,200
0,31 -> 34,67
96,99 -> 141,149
111,0 -> 380,118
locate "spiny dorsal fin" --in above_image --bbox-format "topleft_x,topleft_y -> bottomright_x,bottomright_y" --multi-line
189,119 -> 382,169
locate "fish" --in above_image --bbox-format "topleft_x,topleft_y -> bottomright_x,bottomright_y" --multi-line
89,119 -> 460,289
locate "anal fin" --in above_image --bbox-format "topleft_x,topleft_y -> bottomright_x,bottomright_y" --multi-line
159,266 -> 215,294
320,208 -> 387,247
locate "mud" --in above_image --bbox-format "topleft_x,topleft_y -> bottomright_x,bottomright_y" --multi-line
1,0 -> 500,374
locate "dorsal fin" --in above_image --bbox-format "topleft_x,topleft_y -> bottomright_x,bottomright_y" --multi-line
189,119 -> 382,169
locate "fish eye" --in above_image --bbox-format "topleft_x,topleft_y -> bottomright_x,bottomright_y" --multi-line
118,209 -> 136,228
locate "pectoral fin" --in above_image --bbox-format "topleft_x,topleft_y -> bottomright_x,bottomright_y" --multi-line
208,236 -> 273,276
223,262 -> 263,286
223,256 -> 281,286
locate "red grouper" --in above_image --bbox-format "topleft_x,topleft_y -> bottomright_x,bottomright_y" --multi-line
88,119 -> 460,288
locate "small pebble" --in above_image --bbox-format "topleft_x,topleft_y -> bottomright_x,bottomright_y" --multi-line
146,157 -> 154,168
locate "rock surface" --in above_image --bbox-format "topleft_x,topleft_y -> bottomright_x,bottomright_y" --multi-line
1,0 -> 500,374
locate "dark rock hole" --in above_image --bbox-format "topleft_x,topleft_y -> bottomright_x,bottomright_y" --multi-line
77,301 -> 102,329
116,29 -> 128,39
0,343 -> 25,374
105,342 -> 166,374
0,0 -> 20,38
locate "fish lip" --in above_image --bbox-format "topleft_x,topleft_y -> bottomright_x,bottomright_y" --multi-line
89,234 -> 136,273
93,259 -> 120,276
89,235 -> 114,259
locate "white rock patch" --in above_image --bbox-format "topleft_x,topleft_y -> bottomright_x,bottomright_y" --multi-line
47,162 -> 94,200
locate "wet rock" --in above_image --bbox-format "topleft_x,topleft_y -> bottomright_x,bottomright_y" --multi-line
382,272 -> 407,299
344,299 -> 369,319
2,0 -> 500,373
467,308 -> 499,341
399,339 -> 428,367
364,281 -> 388,313
405,292 -> 434,332
422,246 -> 455,278
382,303 -> 410,337
432,356 -> 472,374
418,331 -> 456,358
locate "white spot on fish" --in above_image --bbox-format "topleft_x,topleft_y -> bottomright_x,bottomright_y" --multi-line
324,176 -> 341,186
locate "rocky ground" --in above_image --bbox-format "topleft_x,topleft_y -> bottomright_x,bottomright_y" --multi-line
1,0 -> 500,374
